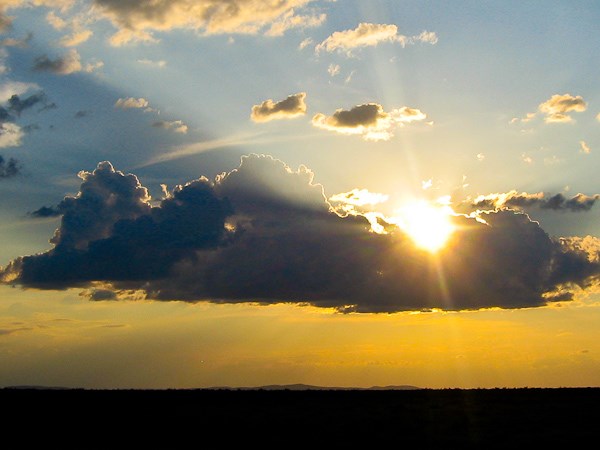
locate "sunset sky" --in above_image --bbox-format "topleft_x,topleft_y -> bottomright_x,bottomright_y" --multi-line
1,0 -> 599,389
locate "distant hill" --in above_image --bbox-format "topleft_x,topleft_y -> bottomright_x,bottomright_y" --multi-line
211,384 -> 422,391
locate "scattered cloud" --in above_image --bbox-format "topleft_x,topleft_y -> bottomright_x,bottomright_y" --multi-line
0,154 -> 20,178
327,63 -> 340,76
58,28 -> 93,47
315,23 -> 437,56
32,49 -> 102,75
265,9 -> 326,37
298,37 -> 313,50
312,103 -> 426,141
251,92 -> 307,123
137,59 -> 167,68
522,153 -> 533,164
152,120 -> 188,134
539,93 -> 587,123
92,0 -> 322,46
580,140 -> 591,154
0,32 -> 32,47
2,155 -> 599,313
459,191 -> 600,213
477,153 -> 485,161
115,97 -> 149,109
0,81 -> 39,103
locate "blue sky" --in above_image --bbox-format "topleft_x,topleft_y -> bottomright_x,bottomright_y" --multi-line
0,1 -> 599,388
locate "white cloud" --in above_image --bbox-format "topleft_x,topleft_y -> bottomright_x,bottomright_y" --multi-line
115,97 -> 149,109
327,63 -> 340,76
0,122 -> 24,148
265,9 -> 326,37
580,140 -> 591,154
315,22 -> 437,56
298,37 -> 313,50
137,59 -> 167,68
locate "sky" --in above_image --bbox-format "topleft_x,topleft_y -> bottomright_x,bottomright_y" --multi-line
0,0 -> 599,389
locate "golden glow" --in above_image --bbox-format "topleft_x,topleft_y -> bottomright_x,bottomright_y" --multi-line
394,200 -> 455,252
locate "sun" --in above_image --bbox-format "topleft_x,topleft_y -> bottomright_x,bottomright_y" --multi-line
394,200 -> 455,253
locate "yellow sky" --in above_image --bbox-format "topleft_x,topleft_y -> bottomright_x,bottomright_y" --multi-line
1,285 -> 598,389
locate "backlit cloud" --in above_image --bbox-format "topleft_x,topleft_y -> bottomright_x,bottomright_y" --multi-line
315,22 -> 437,56
458,191 -> 600,213
580,140 -> 591,154
265,9 -> 326,37
312,103 -> 426,140
3,155 -> 599,313
152,119 -> 188,134
251,92 -> 307,123
32,49 -> 102,74
0,122 -> 23,147
539,93 -> 587,123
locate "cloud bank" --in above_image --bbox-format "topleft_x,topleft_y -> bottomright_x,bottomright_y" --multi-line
3,154 -> 599,313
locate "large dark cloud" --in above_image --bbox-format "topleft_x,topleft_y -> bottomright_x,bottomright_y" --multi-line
2,154 -> 599,312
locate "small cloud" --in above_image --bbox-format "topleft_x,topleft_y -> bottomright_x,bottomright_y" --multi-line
327,63 -> 340,77
461,191 -> 600,213
46,11 -> 67,30
0,32 -> 32,48
421,179 -> 432,190
265,10 -> 326,37
115,97 -> 149,109
597,112 -> 600,122
32,49 -> 96,75
58,28 -> 93,47
0,154 -> 20,178
312,103 -> 427,141
522,153 -> 533,164
539,93 -> 587,123
477,153 -> 485,161
137,59 -> 166,68
298,37 -> 313,50
580,140 -> 591,154
329,188 -> 389,207
315,22 -> 437,56
30,205 -> 61,218
251,92 -> 307,123
153,120 -> 188,134
74,110 -> 91,119
0,81 -> 39,103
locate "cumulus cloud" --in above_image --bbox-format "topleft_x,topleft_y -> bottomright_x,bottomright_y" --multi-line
458,191 -> 600,213
0,81 -> 39,103
538,93 -> 587,123
312,103 -> 426,140
315,23 -> 437,56
91,0 -> 321,46
32,49 -> 89,75
152,120 -> 188,134
0,31 -> 32,47
2,154 -> 599,312
114,97 -> 149,109
58,28 -> 92,47
250,92 -> 307,123
0,154 -> 20,178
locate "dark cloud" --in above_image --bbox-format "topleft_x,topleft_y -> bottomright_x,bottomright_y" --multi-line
32,49 -> 84,75
0,154 -> 20,178
74,110 -> 91,119
8,92 -> 47,117
460,191 -> 600,213
30,205 -> 61,218
2,155 -> 599,312
250,92 -> 307,122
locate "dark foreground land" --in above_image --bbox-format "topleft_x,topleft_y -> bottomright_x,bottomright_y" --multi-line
3,387 -> 598,445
